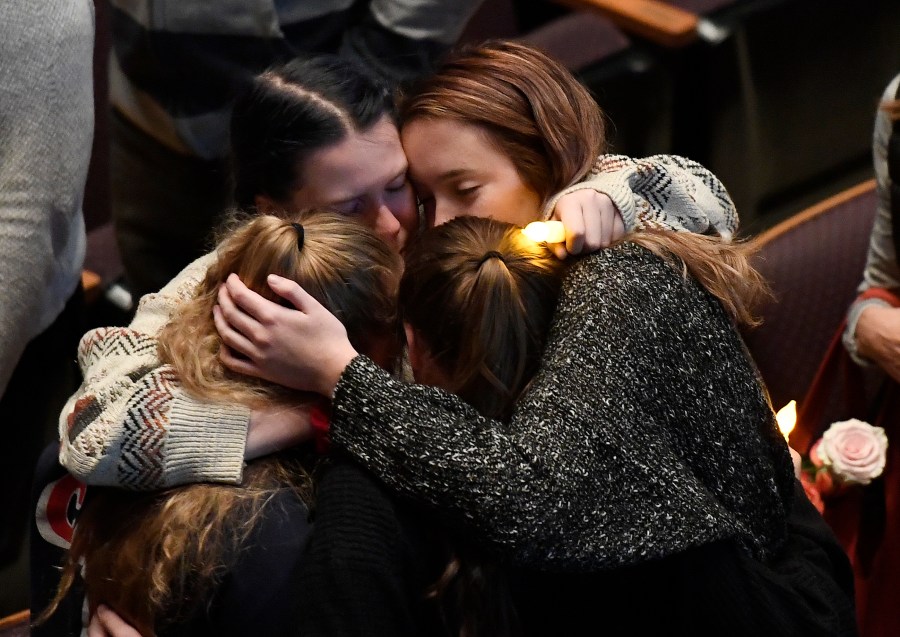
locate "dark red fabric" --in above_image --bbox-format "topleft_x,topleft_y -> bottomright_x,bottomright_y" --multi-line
310,402 -> 332,454
791,287 -> 900,637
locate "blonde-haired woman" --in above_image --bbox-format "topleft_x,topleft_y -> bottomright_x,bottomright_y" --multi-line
217,42 -> 857,635
42,213 -> 402,636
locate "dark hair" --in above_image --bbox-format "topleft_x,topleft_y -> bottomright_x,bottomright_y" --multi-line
400,215 -> 566,422
230,55 -> 394,208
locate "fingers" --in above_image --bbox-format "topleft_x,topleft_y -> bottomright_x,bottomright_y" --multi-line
224,273 -> 276,324
87,612 -> 109,637
90,605 -> 143,637
551,190 -> 625,256
611,210 -> 626,244
216,283 -> 261,342
267,274 -> 320,312
213,303 -> 259,362
559,207 -> 585,255
789,447 -> 802,479
551,242 -> 569,260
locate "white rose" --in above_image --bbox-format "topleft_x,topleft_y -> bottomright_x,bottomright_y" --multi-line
818,419 -> 888,485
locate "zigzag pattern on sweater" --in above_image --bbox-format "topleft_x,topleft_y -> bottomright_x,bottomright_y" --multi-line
79,327 -> 157,364
118,368 -> 177,489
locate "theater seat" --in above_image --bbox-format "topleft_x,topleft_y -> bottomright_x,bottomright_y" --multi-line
0,610 -> 29,637
741,180 -> 878,415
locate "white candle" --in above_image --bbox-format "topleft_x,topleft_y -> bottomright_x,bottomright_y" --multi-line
775,400 -> 797,442
522,221 -> 566,244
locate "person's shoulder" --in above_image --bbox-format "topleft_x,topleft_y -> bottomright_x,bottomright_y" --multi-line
567,242 -> 673,288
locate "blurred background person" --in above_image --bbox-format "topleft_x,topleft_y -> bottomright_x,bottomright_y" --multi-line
108,0 -> 485,300
839,71 -> 900,637
0,0 -> 95,616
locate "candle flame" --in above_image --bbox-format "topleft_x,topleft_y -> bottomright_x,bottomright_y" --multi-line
522,221 -> 566,244
776,400 -> 797,441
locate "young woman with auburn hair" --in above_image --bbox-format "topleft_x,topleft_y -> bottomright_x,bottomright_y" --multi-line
213,41 -> 857,635
40,212 -> 402,636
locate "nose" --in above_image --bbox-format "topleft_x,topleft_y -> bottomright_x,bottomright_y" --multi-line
374,203 -> 401,243
432,200 -> 459,227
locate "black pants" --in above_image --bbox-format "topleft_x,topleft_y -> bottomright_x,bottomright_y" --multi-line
0,286 -> 83,567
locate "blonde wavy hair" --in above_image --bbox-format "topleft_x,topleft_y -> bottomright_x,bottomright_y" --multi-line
158,212 -> 402,406
41,212 -> 402,635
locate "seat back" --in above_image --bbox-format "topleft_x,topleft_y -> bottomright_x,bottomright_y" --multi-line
0,610 -> 29,637
741,180 -> 878,413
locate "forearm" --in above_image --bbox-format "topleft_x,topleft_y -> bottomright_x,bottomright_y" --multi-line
330,248 -> 783,569
59,328 -> 250,489
331,355 -> 588,565
843,85 -> 900,363
543,154 -> 738,237
59,253 -> 251,489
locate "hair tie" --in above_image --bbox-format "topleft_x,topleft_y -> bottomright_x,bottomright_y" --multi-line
478,250 -> 504,267
291,222 -> 305,252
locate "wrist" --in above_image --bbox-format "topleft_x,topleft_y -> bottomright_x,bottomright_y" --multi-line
855,304 -> 890,361
318,346 -> 359,398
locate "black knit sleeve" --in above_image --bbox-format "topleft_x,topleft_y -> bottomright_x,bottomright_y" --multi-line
291,459 -> 443,637
330,244 -> 792,571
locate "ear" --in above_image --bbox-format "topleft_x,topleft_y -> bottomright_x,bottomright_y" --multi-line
254,194 -> 280,215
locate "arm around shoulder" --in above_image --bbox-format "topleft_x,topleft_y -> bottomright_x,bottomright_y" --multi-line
543,154 -> 738,237
59,253 -> 251,489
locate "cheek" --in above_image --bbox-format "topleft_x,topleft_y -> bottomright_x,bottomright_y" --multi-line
481,185 -> 542,226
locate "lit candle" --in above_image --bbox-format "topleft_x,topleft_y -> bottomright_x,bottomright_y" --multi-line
775,400 -> 797,442
522,221 -> 566,244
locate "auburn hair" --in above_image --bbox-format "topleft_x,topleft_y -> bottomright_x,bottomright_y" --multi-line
40,213 -> 402,634
399,40 -> 607,205
400,217 -> 566,637
400,40 -> 767,325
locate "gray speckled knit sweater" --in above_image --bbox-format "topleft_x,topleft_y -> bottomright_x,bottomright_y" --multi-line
332,243 -> 796,571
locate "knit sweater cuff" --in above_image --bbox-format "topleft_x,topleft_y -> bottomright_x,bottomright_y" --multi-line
165,396 -> 250,486
330,355 -> 390,445
542,174 -> 638,232
843,297 -> 893,367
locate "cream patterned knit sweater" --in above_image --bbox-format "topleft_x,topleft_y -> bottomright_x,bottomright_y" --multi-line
60,155 -> 737,489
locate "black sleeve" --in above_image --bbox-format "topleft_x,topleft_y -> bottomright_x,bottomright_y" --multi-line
653,482 -> 857,637
291,459 -> 444,637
